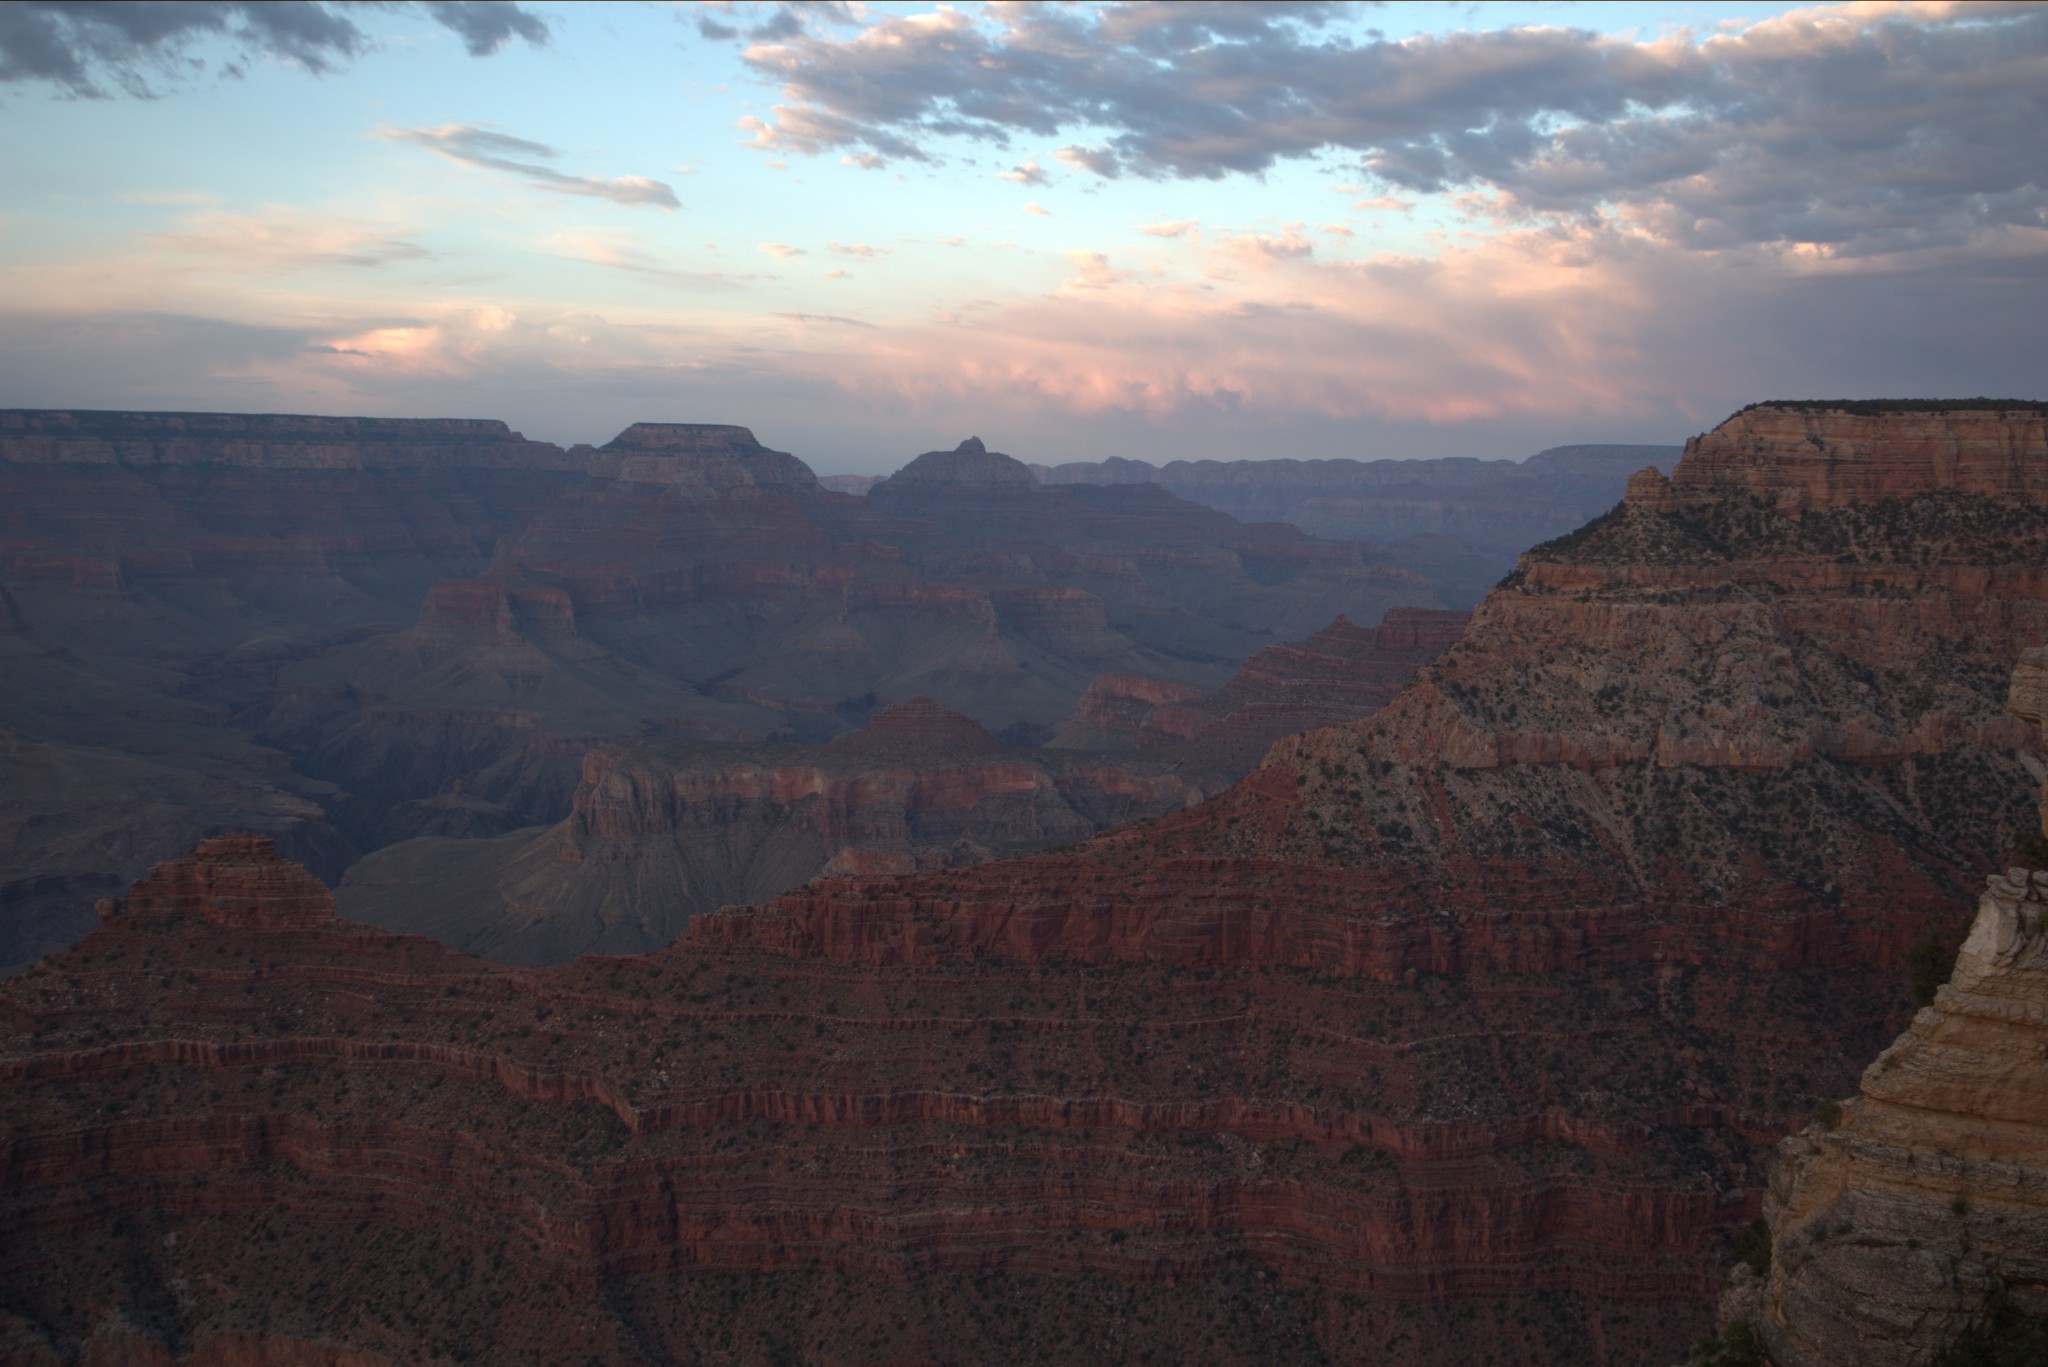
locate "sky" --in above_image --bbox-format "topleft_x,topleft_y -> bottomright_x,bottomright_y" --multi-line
1,1 -> 2043,474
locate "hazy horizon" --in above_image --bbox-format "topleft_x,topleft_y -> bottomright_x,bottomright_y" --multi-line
4,0 -> 2043,472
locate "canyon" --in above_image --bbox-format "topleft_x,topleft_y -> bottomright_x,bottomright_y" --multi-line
0,404 -> 2042,1364
336,613 -> 1469,964
0,414 -> 1440,970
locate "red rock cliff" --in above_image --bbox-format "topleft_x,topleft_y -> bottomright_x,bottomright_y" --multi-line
1670,404 -> 2048,512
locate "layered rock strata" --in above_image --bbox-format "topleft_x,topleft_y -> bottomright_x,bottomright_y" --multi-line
1711,649 -> 2048,1367
1,838 -> 1757,1366
2,404 -> 2042,1365
338,698 -> 1220,964
0,412 -> 1434,969
1055,607 -> 1470,761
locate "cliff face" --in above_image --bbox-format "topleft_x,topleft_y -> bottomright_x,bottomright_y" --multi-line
1672,406 -> 2048,513
336,698 -> 1220,964
1711,652 -> 2048,1367
689,405 -> 2047,1357
1,838 -> 1739,1367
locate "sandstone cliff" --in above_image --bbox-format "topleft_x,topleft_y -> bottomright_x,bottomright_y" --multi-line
1705,648 -> 2048,1367
1,836 -> 1748,1367
1672,403 -> 2048,513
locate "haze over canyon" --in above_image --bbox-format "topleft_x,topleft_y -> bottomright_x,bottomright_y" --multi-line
6,2 -> 2047,1362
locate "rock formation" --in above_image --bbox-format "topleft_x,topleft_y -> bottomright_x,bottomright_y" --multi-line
336,698 -> 1221,964
1672,403 -> 2048,513
0,410 -> 1436,970
0,835 -> 1747,1366
1707,646 -> 2048,1367
1,403 -> 2041,1364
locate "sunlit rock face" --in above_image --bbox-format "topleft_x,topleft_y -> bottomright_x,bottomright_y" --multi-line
1717,646 -> 2048,1367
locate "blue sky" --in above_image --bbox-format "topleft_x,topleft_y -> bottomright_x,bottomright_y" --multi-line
2,1 -> 2043,472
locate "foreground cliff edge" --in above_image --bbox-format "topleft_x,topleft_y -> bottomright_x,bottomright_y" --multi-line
1706,647 -> 2048,1367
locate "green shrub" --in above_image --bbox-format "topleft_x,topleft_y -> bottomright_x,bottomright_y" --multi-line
1908,923 -> 1969,1008
1734,1217 -> 1773,1278
1691,1318 -> 1768,1366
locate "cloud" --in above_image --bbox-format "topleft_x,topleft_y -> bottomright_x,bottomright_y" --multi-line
830,242 -> 888,258
150,207 -> 430,270
825,267 -> 849,278
840,152 -> 886,170
1139,219 -> 1198,238
999,160 -> 1050,186
758,242 -> 805,257
546,231 -> 738,288
735,1 -> 2048,256
0,0 -> 546,97
1023,202 -> 1049,217
7,211 -> 2042,465
696,2 -> 859,44
1220,226 -> 1315,261
381,125 -> 680,209
1063,250 -> 1133,292
1056,145 -> 1123,178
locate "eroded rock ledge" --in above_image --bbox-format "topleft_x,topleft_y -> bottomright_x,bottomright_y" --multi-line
1714,647 -> 2048,1367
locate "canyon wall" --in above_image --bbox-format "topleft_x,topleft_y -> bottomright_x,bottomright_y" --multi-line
1709,647 -> 2048,1367
2,403 -> 2040,1365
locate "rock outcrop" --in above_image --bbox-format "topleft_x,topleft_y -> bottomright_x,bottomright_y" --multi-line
1709,649 -> 2048,1367
336,698 -> 1221,964
1673,403 -> 2048,513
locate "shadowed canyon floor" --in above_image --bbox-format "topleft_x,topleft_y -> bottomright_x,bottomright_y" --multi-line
1,405 -> 2043,1364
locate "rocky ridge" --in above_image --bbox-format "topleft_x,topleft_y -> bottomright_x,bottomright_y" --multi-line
1708,647 -> 2048,1367
336,697 -> 1221,965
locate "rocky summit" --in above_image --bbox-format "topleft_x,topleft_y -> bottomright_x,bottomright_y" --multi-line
0,403 -> 2042,1366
